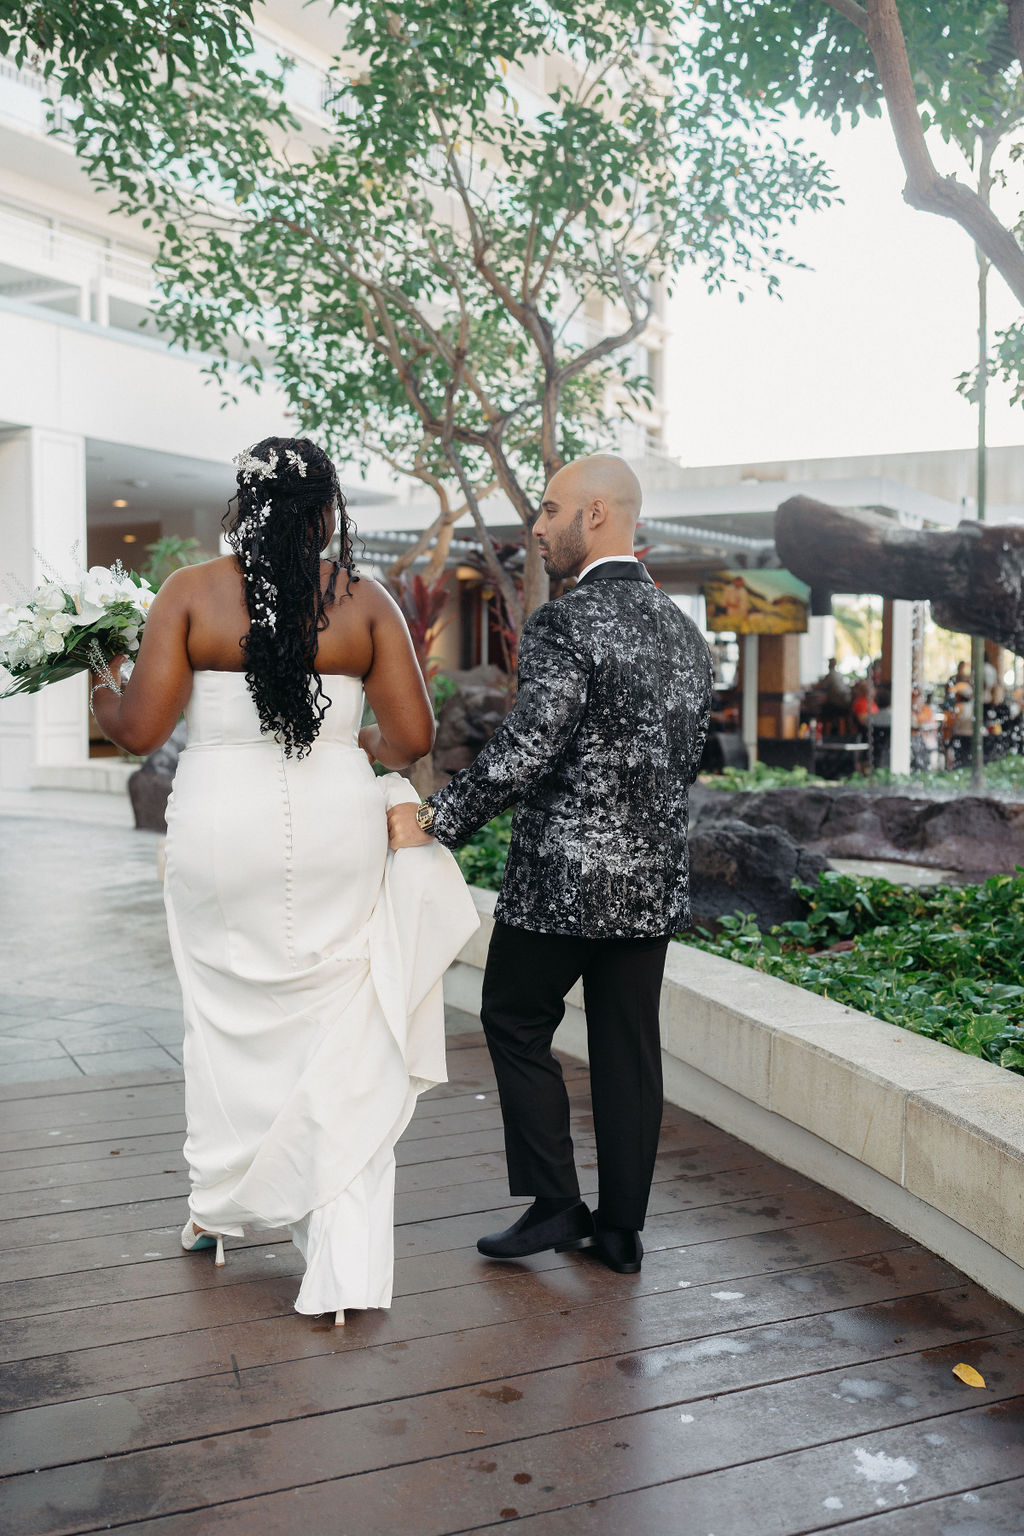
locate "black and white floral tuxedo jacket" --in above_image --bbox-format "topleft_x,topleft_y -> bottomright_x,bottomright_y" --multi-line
429,560 -> 713,939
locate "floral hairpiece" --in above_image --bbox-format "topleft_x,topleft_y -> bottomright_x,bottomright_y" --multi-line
233,446 -> 279,483
232,445 -> 310,483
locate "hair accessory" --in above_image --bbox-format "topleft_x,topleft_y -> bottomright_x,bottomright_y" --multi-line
284,448 -> 308,477
233,446 -> 279,483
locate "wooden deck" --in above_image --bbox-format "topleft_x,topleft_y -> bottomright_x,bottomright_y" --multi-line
1,1025 -> 1023,1535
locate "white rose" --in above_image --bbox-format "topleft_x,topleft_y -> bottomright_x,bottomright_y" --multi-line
24,642 -> 45,665
49,612 -> 75,635
42,630 -> 65,655
33,583 -> 67,615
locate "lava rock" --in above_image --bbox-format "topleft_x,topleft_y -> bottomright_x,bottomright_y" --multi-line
693,785 -> 1024,878
688,818 -> 831,932
433,665 -> 512,775
127,721 -> 186,834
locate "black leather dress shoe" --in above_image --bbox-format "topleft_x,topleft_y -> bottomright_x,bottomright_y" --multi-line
594,1227 -> 643,1274
477,1201 -> 595,1259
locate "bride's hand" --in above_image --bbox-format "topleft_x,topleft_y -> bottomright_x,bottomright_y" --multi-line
90,652 -> 129,687
387,802 -> 433,849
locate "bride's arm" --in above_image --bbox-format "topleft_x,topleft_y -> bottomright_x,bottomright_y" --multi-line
89,569 -> 194,755
361,584 -> 436,770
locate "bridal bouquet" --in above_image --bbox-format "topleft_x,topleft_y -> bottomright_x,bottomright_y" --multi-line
0,561 -> 154,698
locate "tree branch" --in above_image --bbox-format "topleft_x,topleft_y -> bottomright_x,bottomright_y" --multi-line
1008,0 -> 1024,75
444,444 -> 524,627
823,0 -> 868,29
826,0 -> 1024,307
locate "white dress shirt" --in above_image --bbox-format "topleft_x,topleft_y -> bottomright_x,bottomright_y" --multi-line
577,554 -> 638,582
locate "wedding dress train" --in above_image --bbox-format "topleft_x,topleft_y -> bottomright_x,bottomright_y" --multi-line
163,670 -> 477,1313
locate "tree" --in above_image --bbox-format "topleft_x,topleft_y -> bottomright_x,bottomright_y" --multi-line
10,0 -> 834,623
0,2 -> 255,101
695,1 -> 1024,390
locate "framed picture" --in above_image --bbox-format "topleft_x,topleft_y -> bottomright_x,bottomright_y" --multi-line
703,570 -> 810,635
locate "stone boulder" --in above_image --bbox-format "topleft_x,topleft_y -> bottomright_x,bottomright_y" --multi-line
433,665 -> 512,776
128,721 -> 186,834
692,785 -> 1024,879
689,818 -> 831,932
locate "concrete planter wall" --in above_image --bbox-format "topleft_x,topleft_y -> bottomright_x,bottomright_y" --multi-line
446,887 -> 1024,1312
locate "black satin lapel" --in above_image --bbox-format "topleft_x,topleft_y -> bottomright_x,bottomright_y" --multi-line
577,562 -> 654,586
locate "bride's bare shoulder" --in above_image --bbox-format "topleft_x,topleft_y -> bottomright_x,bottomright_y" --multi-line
332,571 -> 403,622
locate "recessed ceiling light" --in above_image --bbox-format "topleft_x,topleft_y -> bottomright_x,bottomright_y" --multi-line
112,499 -> 128,508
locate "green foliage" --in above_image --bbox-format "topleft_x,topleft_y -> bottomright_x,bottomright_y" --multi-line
692,1 -> 1017,152
694,1 -> 1024,404
703,758 -> 1024,798
454,811 -> 513,890
430,672 -> 460,718
870,757 -> 1024,797
17,0 -> 834,618
0,1 -> 254,91
687,868 -> 1024,1078
701,762 -> 826,793
141,535 -> 208,590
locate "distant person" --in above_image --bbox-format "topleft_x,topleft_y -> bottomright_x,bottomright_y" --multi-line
819,657 -> 851,735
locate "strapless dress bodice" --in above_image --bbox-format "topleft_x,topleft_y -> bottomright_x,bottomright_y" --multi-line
184,670 -> 363,749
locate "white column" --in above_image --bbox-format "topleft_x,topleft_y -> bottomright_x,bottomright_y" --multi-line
890,598 -> 913,776
0,427 -> 89,789
798,614 -> 836,686
742,632 -> 759,767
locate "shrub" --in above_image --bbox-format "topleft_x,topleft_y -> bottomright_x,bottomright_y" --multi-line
455,811 -> 513,891
685,869 -> 1024,1077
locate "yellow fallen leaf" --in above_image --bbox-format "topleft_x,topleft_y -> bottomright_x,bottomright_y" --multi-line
952,1363 -> 986,1389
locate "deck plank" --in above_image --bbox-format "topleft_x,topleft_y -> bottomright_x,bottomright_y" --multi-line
0,1026 -> 1020,1536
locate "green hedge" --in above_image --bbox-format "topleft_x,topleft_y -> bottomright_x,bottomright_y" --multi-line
686,869 -> 1024,1078
702,757 -> 1024,796
458,816 -> 1024,1079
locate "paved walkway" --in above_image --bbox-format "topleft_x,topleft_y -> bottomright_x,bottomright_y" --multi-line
1,795 -> 1023,1533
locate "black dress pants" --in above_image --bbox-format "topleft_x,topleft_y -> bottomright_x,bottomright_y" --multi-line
480,920 -> 669,1231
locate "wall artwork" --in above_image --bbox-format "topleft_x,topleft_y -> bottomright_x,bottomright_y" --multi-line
703,569 -> 810,635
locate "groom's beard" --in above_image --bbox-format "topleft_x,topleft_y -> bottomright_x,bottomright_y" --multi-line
540,508 -> 587,581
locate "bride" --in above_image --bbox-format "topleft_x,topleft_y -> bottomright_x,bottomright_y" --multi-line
89,435 -> 476,1325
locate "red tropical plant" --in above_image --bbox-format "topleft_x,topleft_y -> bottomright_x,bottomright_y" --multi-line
388,574 -> 453,684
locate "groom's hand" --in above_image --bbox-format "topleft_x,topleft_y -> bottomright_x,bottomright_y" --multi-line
388,802 -> 433,849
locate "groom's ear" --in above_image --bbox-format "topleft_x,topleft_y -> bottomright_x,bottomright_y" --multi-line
589,496 -> 610,528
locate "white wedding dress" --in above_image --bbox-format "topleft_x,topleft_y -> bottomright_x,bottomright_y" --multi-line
163,670 -> 478,1314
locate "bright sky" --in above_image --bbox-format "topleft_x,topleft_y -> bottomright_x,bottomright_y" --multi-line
664,112 -> 1024,468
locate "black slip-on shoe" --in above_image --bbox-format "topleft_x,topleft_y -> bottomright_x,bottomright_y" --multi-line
476,1201 -> 595,1259
594,1227 -> 643,1274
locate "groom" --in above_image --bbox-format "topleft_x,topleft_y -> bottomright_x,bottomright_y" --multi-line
388,454 -> 713,1273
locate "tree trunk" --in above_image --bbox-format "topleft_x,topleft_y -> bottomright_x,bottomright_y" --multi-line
522,529 -> 550,617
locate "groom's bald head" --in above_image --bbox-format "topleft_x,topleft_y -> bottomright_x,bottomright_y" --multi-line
534,454 -> 643,581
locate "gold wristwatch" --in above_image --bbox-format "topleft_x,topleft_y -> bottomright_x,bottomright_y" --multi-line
415,800 -> 436,834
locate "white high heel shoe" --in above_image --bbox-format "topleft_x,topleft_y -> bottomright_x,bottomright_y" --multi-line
180,1218 -> 226,1266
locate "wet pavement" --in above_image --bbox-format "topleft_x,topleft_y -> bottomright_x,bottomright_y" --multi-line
1,790 -> 1022,1533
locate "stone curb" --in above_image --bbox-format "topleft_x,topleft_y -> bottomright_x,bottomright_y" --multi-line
446,887 -> 1024,1311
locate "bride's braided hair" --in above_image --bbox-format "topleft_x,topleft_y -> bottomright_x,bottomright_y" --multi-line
225,436 -> 358,758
